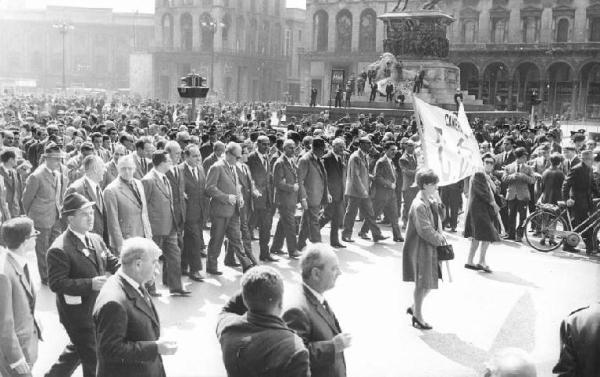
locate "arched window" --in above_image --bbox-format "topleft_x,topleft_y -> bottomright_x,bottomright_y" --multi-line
222,14 -> 231,45
556,18 -> 569,42
236,16 -> 245,52
463,20 -> 476,43
359,9 -> 376,52
336,9 -> 352,53
200,13 -> 214,50
181,13 -> 193,50
162,13 -> 174,48
313,10 -> 329,51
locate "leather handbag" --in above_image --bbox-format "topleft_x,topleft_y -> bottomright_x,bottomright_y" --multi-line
437,238 -> 455,261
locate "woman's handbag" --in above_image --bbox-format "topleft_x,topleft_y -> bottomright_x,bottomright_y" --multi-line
437,238 -> 455,261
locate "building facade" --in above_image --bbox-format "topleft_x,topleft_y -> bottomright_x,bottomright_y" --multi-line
152,0 -> 289,102
0,5 -> 154,91
304,0 -> 600,119
284,8 -> 307,104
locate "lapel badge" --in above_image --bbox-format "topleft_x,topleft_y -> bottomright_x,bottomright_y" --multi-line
82,248 -> 90,258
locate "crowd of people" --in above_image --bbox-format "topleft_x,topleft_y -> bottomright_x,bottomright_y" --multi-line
0,92 -> 597,377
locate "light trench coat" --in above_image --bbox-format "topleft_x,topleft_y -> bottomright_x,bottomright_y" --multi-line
402,190 -> 446,289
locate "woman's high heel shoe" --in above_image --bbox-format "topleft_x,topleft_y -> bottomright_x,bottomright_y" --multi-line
406,307 -> 413,316
411,316 -> 432,330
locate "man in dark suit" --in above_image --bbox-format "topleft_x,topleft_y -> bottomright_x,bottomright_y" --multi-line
133,138 -> 153,180
202,141 -> 225,173
553,303 -> 600,377
205,142 -> 253,274
493,136 -> 517,233
45,193 -> 120,377
0,149 -> 23,218
283,246 -> 351,377
64,155 -> 107,242
247,136 -> 276,261
216,266 -> 310,377
310,87 -> 318,107
271,139 -> 301,259
101,144 -> 126,189
297,138 -> 330,250
179,145 -> 206,282
342,137 -> 386,243
93,237 -> 178,377
320,137 -> 347,248
361,142 -> 403,242
199,128 -> 217,160
385,81 -> 394,102
398,139 -> 418,229
142,151 -> 189,296
0,217 -> 41,377
164,141 -> 186,245
22,142 -> 67,285
562,150 -> 599,253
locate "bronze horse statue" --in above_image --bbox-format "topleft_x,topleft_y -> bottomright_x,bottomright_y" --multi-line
393,0 -> 442,12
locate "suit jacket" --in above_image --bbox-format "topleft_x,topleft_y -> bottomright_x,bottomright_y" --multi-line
297,151 -> 328,207
217,294 -> 310,377
562,162 -> 598,211
0,165 -> 22,218
0,174 -> 11,223
202,152 -> 220,173
66,154 -> 85,185
322,152 -> 346,203
283,285 -> 346,377
199,142 -> 213,160
247,151 -> 272,209
373,156 -> 397,202
133,155 -> 152,180
93,274 -> 165,377
345,149 -> 370,198
47,230 -> 119,330
502,161 -> 536,201
142,170 -> 176,236
65,177 -> 106,238
553,303 -> 600,377
236,162 -> 255,213
205,159 -> 240,218
103,178 -> 152,253
22,164 -> 67,229
273,155 -> 299,208
101,160 -> 118,189
398,152 -> 418,191
180,162 -> 206,223
0,249 -> 40,376
166,165 -> 186,231
493,150 -> 516,170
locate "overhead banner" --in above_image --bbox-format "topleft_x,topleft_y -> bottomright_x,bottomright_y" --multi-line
413,96 -> 482,186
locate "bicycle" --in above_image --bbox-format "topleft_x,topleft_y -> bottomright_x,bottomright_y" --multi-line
523,198 -> 600,252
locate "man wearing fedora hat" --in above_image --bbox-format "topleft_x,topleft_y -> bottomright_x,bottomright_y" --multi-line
22,142 -> 67,285
45,192 -> 119,377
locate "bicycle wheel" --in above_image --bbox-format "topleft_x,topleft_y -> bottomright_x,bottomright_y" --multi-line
523,210 -> 568,252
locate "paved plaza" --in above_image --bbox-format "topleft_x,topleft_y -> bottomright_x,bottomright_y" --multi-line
30,223 -> 600,377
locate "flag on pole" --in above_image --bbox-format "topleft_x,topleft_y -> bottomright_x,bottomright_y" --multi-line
412,95 -> 482,186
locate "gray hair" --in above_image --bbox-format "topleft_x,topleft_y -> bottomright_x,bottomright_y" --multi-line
225,142 -> 241,155
332,137 -> 345,148
164,140 -> 181,154
121,237 -> 160,266
300,246 -> 335,281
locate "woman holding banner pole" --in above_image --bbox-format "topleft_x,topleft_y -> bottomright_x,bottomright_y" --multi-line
402,169 -> 446,330
463,153 -> 502,273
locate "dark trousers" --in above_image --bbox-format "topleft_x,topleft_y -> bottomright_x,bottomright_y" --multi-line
507,199 -> 528,239
182,220 -> 204,274
253,207 -> 274,259
153,233 -> 182,290
345,97 -> 351,107
369,90 -> 377,102
271,205 -> 297,254
402,188 -> 418,225
226,204 -> 258,265
310,97 -> 316,107
35,220 -> 62,285
44,326 -> 96,377
441,188 -> 462,229
386,92 -> 393,102
571,206 -> 594,251
207,213 -> 250,271
342,196 -> 382,238
363,194 -> 402,239
320,199 -> 344,245
298,205 -> 322,247
334,97 -> 342,107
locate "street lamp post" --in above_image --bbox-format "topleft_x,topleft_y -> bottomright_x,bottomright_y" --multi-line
201,19 -> 225,92
52,21 -> 74,92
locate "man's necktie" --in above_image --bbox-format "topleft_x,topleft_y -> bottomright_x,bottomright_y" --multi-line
95,185 -> 103,213
163,176 -> 172,198
193,167 -> 198,182
129,181 -> 142,204
23,264 -> 31,287
323,300 -> 341,331
54,172 -> 62,211
142,158 -> 147,174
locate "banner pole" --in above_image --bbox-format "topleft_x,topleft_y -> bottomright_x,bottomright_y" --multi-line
412,94 -> 428,169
